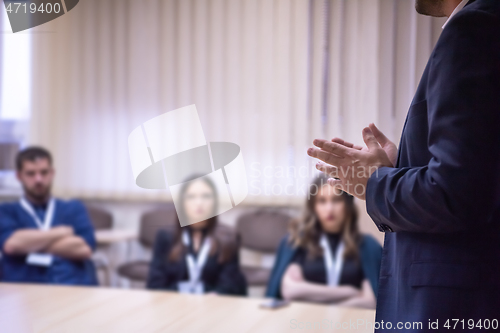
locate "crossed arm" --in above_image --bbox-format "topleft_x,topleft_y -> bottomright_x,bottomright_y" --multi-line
3,226 -> 92,260
280,263 -> 376,309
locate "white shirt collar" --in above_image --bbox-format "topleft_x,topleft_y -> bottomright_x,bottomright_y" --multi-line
442,0 -> 470,29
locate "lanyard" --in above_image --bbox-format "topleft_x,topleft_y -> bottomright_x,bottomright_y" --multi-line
320,233 -> 345,286
19,197 -> 56,231
182,230 -> 211,286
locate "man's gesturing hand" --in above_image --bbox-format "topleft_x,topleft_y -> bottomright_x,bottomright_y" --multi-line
368,123 -> 398,167
307,123 -> 395,200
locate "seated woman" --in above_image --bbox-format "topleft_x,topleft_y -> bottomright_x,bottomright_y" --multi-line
146,176 -> 247,296
265,175 -> 382,308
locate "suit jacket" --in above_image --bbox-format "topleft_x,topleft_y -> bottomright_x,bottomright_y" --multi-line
265,234 -> 382,300
365,0 -> 500,330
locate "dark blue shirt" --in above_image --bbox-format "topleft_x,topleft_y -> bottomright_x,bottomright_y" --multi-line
0,198 -> 98,286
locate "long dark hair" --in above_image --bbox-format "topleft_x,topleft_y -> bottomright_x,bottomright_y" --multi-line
288,174 -> 362,261
168,175 -> 236,263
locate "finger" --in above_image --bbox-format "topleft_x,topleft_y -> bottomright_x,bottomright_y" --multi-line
327,178 -> 359,197
307,147 -> 345,166
328,178 -> 364,200
331,138 -> 363,151
352,143 -> 364,150
331,137 -> 348,146
327,178 -> 350,194
369,123 -> 391,148
315,162 -> 339,178
327,178 -> 343,187
362,127 -> 380,150
313,139 -> 358,158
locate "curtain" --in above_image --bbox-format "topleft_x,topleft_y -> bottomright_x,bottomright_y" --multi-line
28,0 -> 446,205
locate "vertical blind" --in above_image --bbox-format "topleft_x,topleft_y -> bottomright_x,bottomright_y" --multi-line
27,0 -> 446,205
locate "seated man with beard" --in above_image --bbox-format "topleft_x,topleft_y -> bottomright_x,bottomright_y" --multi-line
0,146 -> 97,285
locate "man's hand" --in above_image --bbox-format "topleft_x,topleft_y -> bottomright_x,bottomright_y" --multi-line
46,235 -> 92,260
368,123 -> 398,167
307,123 -> 395,200
329,123 -> 398,167
51,225 -> 74,237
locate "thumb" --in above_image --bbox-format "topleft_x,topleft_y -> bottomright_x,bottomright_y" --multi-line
369,123 -> 391,148
362,127 -> 379,150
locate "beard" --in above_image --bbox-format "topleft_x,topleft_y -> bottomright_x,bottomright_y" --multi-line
24,183 -> 51,203
415,0 -> 447,17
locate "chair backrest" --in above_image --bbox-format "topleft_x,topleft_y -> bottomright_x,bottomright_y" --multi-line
236,210 -> 291,253
214,223 -> 237,239
214,222 -> 239,244
139,205 -> 178,248
212,223 -> 240,258
85,205 -> 113,231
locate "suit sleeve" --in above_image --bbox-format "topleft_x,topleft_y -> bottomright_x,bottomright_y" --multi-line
366,10 -> 500,233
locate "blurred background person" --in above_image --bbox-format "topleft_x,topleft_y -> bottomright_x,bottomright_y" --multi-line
266,175 -> 381,309
147,176 -> 247,296
0,146 -> 97,285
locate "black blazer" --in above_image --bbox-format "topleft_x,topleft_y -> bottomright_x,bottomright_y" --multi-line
366,0 -> 500,329
146,230 -> 247,296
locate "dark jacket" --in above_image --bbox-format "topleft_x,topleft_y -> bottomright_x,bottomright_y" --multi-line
265,233 -> 382,299
365,0 -> 500,329
147,230 -> 247,296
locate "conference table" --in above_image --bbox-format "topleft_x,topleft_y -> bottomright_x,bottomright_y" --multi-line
0,283 -> 376,333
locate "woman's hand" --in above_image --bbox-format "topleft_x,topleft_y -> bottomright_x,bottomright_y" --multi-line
280,264 -> 305,301
287,264 -> 304,282
335,280 -> 376,309
280,263 -> 364,304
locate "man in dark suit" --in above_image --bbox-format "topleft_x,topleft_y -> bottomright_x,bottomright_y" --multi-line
307,0 -> 500,331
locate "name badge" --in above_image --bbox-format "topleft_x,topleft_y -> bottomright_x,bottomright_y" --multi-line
26,253 -> 53,267
178,281 -> 204,294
